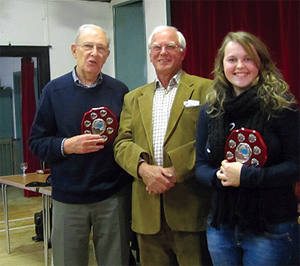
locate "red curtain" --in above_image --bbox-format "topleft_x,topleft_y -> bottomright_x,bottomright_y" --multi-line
21,57 -> 40,197
170,0 -> 299,102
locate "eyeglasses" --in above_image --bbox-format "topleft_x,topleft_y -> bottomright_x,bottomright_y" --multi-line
150,43 -> 182,52
77,43 -> 108,54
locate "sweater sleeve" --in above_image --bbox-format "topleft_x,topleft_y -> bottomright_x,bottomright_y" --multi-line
28,84 -> 66,162
195,104 -> 222,188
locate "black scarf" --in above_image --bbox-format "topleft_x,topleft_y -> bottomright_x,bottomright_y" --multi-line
208,85 -> 270,234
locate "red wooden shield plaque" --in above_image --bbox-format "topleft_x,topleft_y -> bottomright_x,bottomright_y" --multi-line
225,128 -> 267,167
81,107 -> 118,144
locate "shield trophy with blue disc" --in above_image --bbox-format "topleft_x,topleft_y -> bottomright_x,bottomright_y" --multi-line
224,128 -> 267,167
81,107 -> 118,144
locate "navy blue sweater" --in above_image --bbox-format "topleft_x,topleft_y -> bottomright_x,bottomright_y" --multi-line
29,72 -> 131,204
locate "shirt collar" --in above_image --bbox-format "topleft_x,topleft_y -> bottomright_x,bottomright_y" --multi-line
154,69 -> 183,90
72,66 -> 103,89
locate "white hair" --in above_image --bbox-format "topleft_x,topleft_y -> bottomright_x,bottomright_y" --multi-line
148,25 -> 186,50
75,24 -> 110,47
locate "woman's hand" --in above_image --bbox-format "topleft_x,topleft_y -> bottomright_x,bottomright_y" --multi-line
217,159 -> 242,187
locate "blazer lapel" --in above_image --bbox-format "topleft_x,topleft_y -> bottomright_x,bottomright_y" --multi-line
138,84 -> 155,155
165,74 -> 194,142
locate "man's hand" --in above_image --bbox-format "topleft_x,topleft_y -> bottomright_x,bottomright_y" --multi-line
138,163 -> 177,194
63,134 -> 105,154
217,159 -> 242,187
163,166 -> 178,184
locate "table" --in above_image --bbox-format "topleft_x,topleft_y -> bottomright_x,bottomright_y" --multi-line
0,173 -> 50,260
39,187 -> 52,266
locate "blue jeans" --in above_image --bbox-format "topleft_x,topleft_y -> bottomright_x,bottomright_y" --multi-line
207,219 -> 299,266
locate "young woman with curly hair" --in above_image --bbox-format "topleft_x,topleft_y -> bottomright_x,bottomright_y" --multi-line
195,31 -> 299,265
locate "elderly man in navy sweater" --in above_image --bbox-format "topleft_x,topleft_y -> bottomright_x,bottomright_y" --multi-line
29,24 -> 132,266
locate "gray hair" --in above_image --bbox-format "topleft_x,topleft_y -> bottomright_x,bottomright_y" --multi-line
75,24 -> 110,47
148,25 -> 186,50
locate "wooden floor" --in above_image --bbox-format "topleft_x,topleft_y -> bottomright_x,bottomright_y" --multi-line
0,186 -> 297,265
0,186 -> 97,266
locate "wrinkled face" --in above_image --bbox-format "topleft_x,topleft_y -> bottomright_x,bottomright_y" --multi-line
149,28 -> 186,77
71,27 -> 110,78
223,41 -> 260,95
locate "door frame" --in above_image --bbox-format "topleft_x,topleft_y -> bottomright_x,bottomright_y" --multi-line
0,45 -> 50,95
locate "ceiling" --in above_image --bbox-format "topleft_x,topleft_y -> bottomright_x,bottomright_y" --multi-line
82,0 -> 111,2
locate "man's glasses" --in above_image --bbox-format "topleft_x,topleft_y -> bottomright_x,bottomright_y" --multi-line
150,43 -> 182,52
77,43 -> 108,54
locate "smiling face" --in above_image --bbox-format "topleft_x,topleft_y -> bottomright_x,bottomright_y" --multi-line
149,28 -> 186,81
71,26 -> 110,84
223,41 -> 260,95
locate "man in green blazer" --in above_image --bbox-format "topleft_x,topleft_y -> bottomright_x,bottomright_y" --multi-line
114,26 -> 212,265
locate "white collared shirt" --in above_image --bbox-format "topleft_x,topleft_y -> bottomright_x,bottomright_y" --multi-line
152,70 -> 182,166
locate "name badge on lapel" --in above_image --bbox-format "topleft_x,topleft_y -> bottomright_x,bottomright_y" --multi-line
183,99 -> 200,107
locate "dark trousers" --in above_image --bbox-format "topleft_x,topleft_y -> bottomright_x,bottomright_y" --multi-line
137,214 -> 212,266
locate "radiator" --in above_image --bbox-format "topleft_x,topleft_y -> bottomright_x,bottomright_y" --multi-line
0,137 -> 14,176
